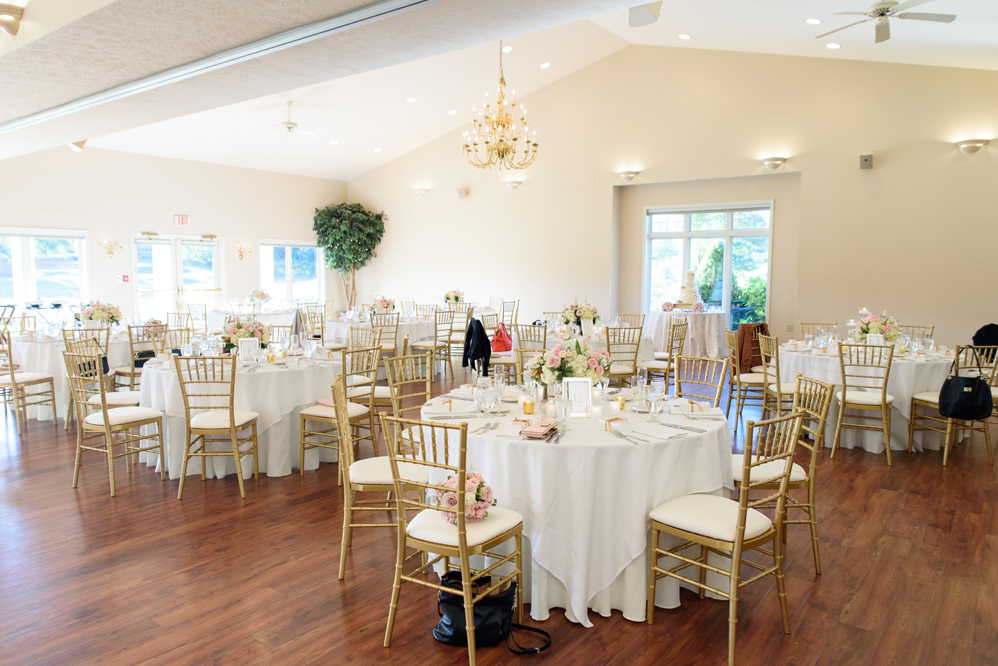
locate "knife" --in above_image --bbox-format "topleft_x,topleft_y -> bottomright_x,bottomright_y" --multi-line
658,422 -> 706,433
439,394 -> 475,401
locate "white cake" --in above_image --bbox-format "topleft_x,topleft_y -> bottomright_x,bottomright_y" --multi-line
676,270 -> 699,306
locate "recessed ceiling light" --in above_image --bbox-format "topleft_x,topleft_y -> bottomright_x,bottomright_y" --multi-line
447,109 -> 457,115
502,45 -> 512,53
406,97 -> 416,103
540,62 -> 550,69
826,43 -> 841,49
806,18 -> 822,25
678,34 -> 691,40
330,140 -> 339,145
373,148 -> 382,153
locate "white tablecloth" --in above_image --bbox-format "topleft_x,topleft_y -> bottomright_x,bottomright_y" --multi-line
421,400 -> 733,627
778,349 -> 952,453
647,310 -> 727,358
11,336 -> 131,420
138,359 -> 341,478
207,308 -> 298,331
511,332 -> 654,364
324,318 -> 435,347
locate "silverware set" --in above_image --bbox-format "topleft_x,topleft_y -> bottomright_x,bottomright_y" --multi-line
473,421 -> 501,435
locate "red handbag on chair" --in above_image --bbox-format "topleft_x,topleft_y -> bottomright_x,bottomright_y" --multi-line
491,323 -> 513,352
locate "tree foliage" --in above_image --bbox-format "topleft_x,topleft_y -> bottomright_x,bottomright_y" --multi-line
313,202 -> 386,309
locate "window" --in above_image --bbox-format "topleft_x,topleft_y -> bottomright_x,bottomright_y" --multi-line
0,229 -> 88,304
644,205 -> 772,328
260,242 -> 324,304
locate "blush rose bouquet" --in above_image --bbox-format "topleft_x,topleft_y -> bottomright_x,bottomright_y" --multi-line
435,471 -> 496,524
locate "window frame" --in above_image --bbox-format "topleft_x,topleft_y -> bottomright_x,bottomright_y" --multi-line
641,201 -> 774,325
258,239 -> 325,304
0,226 -> 90,304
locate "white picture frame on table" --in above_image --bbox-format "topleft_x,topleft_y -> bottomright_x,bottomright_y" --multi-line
563,377 -> 593,417
867,334 -> 885,346
239,338 -> 259,364
581,319 -> 595,338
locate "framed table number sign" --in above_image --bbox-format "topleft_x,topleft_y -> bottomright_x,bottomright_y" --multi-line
563,377 -> 593,417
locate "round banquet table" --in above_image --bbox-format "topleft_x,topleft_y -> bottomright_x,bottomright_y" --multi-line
11,334 -> 131,421
137,358 -> 342,479
207,308 -> 298,331
646,310 -> 727,358
323,317 -> 435,347
778,347 -> 952,453
511,331 -> 655,363
420,396 -> 733,627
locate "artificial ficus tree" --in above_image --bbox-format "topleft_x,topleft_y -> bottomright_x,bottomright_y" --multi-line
313,202 -> 386,310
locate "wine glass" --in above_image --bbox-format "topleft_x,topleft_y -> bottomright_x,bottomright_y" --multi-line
556,399 -> 572,427
647,382 -> 665,422
637,367 -> 648,388
922,337 -> 935,353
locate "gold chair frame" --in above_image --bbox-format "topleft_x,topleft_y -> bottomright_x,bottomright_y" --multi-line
725,329 -> 765,428
798,322 -> 837,339
899,324 -> 935,341
605,325 -> 642,386
514,323 -> 547,350
410,309 -> 453,378
1,330 -> 57,432
831,343 -> 895,465
114,324 -> 160,391
674,355 -> 729,408
643,320 -> 688,392
167,312 -> 193,330
617,313 -> 646,330
758,334 -> 794,418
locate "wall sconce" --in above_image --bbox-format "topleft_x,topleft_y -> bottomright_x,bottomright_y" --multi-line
618,171 -> 640,181
412,187 -> 429,197
506,180 -> 522,190
237,243 -> 252,260
101,240 -> 123,258
0,3 -> 24,37
68,140 -> 87,152
761,157 -> 787,170
955,139 -> 989,154
456,187 -> 469,199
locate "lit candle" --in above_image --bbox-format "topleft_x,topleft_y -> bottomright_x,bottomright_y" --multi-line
590,404 -> 603,419
616,396 -> 626,410
546,401 -> 557,417
523,399 -> 534,415
592,388 -> 601,403
609,401 -> 621,413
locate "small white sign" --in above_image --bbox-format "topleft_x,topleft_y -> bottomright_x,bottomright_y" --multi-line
563,377 -> 593,417
174,215 -> 190,227
239,338 -> 258,364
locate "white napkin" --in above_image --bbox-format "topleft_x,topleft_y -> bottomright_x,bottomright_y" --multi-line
425,397 -> 479,415
669,400 -> 720,416
451,385 -> 477,397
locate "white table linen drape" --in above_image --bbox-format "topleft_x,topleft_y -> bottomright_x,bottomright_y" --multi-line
646,310 -> 727,358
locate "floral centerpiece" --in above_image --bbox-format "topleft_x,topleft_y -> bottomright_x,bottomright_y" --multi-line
857,310 -> 899,342
79,301 -> 121,325
145,318 -> 166,330
375,297 -> 395,312
691,302 -> 705,313
524,335 -> 611,386
661,302 -> 674,312
562,299 -> 599,326
249,289 -> 270,305
435,472 -> 496,524
444,289 -> 464,304
221,317 -> 270,353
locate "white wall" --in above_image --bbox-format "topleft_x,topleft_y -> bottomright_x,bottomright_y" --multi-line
347,44 -> 998,344
0,147 -> 346,319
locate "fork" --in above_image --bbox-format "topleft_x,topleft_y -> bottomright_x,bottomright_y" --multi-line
610,429 -> 645,445
473,421 -> 495,435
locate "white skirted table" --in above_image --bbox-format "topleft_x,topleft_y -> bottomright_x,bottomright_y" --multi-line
511,331 -> 655,363
420,397 -> 733,627
646,310 -> 727,358
206,308 -> 298,331
138,358 -> 341,478
778,347 -> 952,453
11,335 -> 131,420
324,317 -> 435,348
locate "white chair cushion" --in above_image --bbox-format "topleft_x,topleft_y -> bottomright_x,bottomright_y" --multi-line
750,365 -> 766,374
84,406 -> 162,426
411,340 -> 446,349
111,365 -> 141,375
737,373 -> 766,384
0,372 -> 53,385
447,334 -> 465,344
732,459 -> 808,484
322,342 -> 347,350
491,355 -> 516,364
301,401 -> 369,420
349,457 -> 429,486
346,375 -> 373,387
912,391 -> 940,404
649,493 -> 772,542
991,386 -> 998,399
189,409 -> 259,429
380,342 -> 397,352
407,505 -> 523,547
638,360 -> 671,371
609,363 -> 634,375
836,390 -> 894,406
767,382 -> 798,394
88,390 -> 141,406
653,352 -> 672,361
347,385 -> 393,400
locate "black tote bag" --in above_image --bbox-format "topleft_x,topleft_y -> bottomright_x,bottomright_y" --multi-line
938,353 -> 993,421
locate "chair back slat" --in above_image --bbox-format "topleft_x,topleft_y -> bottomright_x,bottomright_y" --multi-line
384,353 -> 433,418
899,324 -> 935,341
740,411 -> 804,523
837,344 -> 893,399
514,323 -> 547,349
349,326 -> 382,350
674,355 -> 728,407
790,374 -> 834,474
799,322 -> 837,339
501,300 -> 518,328
174,356 -> 237,419
618,313 -> 645,330
62,349 -> 109,426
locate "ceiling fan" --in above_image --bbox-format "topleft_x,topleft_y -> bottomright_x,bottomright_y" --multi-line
270,101 -> 322,138
816,0 -> 956,44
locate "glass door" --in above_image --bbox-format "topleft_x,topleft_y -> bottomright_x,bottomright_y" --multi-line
134,237 -> 221,321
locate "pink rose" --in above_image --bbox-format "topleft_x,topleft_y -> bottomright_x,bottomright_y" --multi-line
662,302 -> 674,312
581,336 -> 590,345
439,491 -> 458,509
692,302 -> 705,313
588,358 -> 598,369
480,485 -> 493,504
547,354 -> 560,367
576,309 -> 583,316
254,330 -> 263,338
594,365 -> 604,376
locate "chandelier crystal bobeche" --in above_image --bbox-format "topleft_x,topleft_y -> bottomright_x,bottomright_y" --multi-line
462,41 -> 538,170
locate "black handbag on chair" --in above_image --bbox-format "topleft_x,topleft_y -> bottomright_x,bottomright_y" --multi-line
434,571 -> 551,654
938,352 -> 993,421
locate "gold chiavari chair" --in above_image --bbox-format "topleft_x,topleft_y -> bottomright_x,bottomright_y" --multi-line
0,305 -> 15,331
500,300 -> 519,330
270,324 -> 293,344
65,336 -> 141,408
735,375 -> 833,575
175,355 -> 260,499
617,313 -> 646,330
399,298 -> 416,313
380,413 -> 524,665
372,312 -> 401,363
605,326 -> 642,386
908,345 -> 996,466
1,330 -> 57,432
63,349 -> 165,496
639,320 -> 688,392
832,343 -> 895,465
724,329 -> 765,427
489,296 -> 504,310
514,323 -> 547,350
301,306 -> 326,346
384,353 -> 433,421
187,303 -> 208,332
411,309 -> 454,378
478,313 -> 515,378
350,326 -> 382,351
798,322 -> 837,340
674,355 -> 729,408
324,300 -> 337,321
447,303 -> 474,368
653,315 -> 687,362
155,328 -> 191,355
899,324 -> 935,341
62,327 -> 116,409
19,313 -> 36,335
113,324 -> 159,391
168,312 -> 193,330
330,374 -> 428,580
414,303 -> 437,318
758,334 -> 796,418
541,311 -> 563,322
514,347 -> 542,383
299,347 -> 382,479
647,410 -> 802,666
480,313 -> 498,338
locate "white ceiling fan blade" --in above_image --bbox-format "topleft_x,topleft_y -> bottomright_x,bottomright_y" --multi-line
896,12 -> 956,23
833,12 -> 871,16
893,0 -> 934,12
875,18 -> 890,43
815,19 -> 871,39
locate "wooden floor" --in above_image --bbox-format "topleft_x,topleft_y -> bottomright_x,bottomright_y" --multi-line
1,371 -> 996,666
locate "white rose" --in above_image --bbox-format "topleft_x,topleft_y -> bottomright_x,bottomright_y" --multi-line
465,491 -> 476,505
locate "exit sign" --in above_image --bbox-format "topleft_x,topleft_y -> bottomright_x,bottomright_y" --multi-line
174,215 -> 190,227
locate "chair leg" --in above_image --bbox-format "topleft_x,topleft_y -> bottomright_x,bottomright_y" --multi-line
515,532 -> 524,623
983,418 -> 994,465
231,430 -> 246,499
647,525 -> 658,624
808,481 -> 821,575
300,416 -> 308,476
339,490 -> 353,580
106,432 -> 116,497
728,554 -> 741,666
943,418 -> 954,466
698,544 -> 707,600
252,423 -> 259,479
831,401 -> 846,459
907,402 -> 917,453
462,573 -> 477,666
178,431 -> 192,500
157,421 -> 165,481
774,535 -> 791,635
72,429 -> 84,488
383,530 -> 406,647
882,406 -> 892,466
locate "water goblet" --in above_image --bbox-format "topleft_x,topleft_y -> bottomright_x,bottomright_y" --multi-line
556,399 -> 572,428
648,392 -> 664,423
922,337 -> 934,353
637,367 -> 648,388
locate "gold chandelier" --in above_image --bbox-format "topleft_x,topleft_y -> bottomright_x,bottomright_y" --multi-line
462,41 -> 538,170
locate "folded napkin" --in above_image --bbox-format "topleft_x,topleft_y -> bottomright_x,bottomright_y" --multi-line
451,385 -> 477,397
669,400 -> 720,415
521,418 -> 557,439
425,398 -> 479,415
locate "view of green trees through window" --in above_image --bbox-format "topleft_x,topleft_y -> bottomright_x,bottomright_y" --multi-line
261,244 -> 322,303
0,235 -> 83,302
